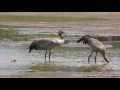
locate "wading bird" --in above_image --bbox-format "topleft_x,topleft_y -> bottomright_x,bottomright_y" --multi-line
28,30 -> 66,62
77,35 -> 109,64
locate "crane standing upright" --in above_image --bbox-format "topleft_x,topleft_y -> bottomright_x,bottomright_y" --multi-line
28,30 -> 66,62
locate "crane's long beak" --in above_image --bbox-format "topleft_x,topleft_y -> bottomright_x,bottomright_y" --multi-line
63,32 -> 66,34
62,32 -> 67,36
63,33 -> 67,35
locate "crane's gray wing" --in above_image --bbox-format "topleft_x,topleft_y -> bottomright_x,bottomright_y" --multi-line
36,39 -> 56,50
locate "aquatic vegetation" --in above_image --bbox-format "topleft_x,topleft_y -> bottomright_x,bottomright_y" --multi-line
30,63 -> 107,72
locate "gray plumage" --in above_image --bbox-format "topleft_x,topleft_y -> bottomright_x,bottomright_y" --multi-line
77,35 -> 109,64
28,30 -> 66,62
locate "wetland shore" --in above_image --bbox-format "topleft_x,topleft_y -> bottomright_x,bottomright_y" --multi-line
0,12 -> 120,78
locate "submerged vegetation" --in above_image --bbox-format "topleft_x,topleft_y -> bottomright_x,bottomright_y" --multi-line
30,63 -> 107,72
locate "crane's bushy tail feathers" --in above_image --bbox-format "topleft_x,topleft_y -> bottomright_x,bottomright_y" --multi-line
28,45 -> 33,53
28,43 -> 38,53
77,39 -> 82,43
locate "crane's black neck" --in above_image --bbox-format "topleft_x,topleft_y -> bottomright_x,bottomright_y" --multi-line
59,33 -> 64,39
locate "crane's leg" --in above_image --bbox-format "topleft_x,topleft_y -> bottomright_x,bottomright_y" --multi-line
49,49 -> 51,62
95,52 -> 98,64
88,50 -> 94,64
104,57 -> 109,63
101,51 -> 109,63
45,50 -> 47,62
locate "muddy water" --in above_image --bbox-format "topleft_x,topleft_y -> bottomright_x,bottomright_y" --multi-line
0,27 -> 120,76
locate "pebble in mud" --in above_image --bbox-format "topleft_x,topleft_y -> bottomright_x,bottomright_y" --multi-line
11,59 -> 17,62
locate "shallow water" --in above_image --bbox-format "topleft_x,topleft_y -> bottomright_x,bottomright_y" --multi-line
0,27 -> 120,76
0,41 -> 120,75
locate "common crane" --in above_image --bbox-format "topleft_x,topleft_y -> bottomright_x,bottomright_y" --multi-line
77,35 -> 110,64
28,30 -> 66,62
